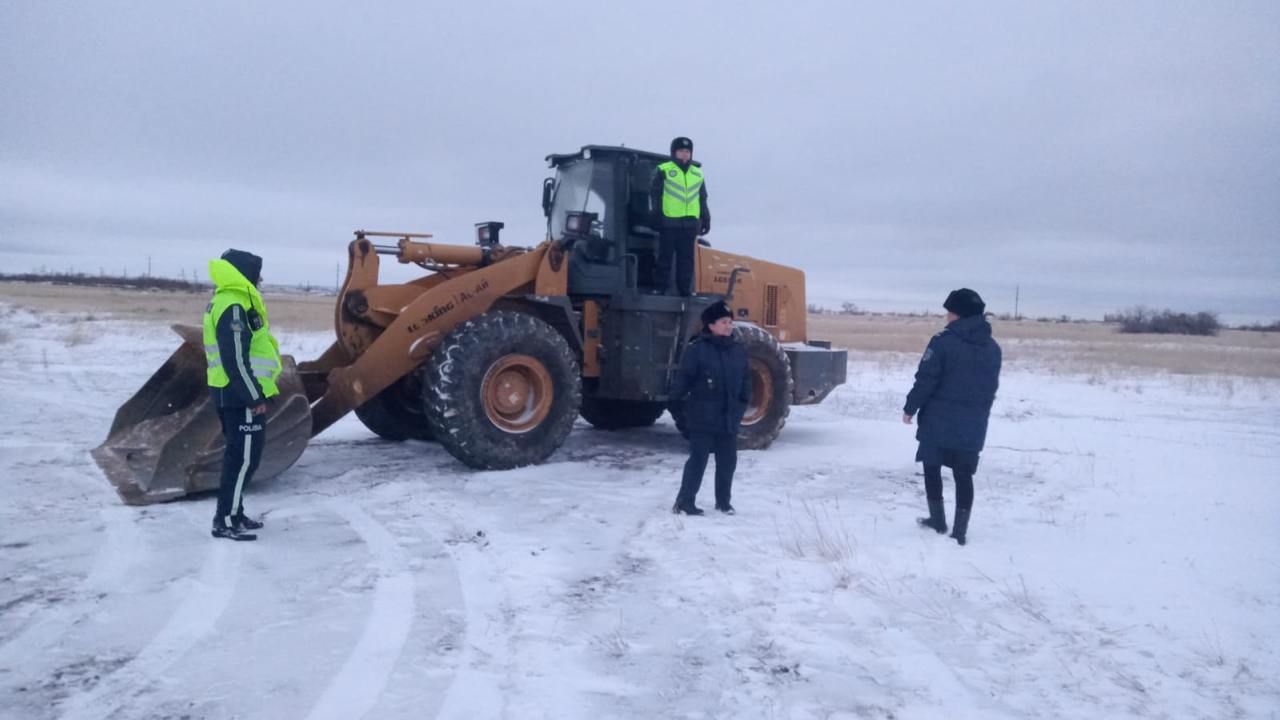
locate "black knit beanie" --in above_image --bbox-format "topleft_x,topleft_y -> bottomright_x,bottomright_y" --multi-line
943,288 -> 985,318
670,136 -> 693,156
701,301 -> 732,327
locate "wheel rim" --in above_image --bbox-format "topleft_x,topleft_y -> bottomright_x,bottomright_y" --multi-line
481,354 -> 553,433
742,358 -> 773,426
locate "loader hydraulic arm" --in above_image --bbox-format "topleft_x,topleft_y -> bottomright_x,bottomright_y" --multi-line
305,235 -> 554,437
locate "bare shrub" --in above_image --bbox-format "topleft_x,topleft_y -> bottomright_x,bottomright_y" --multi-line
838,301 -> 865,316
806,303 -> 828,314
1236,320 -> 1280,332
1106,306 -> 1220,336
63,322 -> 91,347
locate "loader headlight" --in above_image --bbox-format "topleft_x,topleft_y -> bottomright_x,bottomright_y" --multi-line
564,211 -> 596,236
476,221 -> 504,248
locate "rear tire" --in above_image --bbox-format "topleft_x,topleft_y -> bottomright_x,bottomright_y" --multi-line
423,311 -> 581,469
580,397 -> 666,430
735,322 -> 792,449
354,369 -> 434,441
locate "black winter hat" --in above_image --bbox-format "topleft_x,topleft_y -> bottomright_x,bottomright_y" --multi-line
701,301 -> 733,327
943,288 -> 985,318
221,248 -> 263,286
670,136 -> 693,155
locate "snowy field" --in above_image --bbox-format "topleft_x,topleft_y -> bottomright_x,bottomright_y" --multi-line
1,302 -> 1278,719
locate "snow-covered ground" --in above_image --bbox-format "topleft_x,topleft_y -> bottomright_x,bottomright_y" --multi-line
1,304 -> 1277,719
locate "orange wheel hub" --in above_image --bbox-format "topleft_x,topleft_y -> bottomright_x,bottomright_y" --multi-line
481,354 -> 553,433
742,359 -> 773,426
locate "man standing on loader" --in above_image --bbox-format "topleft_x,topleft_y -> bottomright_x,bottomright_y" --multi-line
203,249 -> 283,541
651,136 -> 710,296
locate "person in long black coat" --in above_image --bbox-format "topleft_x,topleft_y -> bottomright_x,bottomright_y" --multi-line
669,301 -> 751,515
903,288 -> 1002,545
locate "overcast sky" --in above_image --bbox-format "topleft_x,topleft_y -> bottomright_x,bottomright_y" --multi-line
2,1 -> 1277,322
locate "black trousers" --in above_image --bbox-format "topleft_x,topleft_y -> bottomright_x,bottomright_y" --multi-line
215,405 -> 265,524
657,224 -> 698,296
677,432 -> 737,509
923,463 -> 974,511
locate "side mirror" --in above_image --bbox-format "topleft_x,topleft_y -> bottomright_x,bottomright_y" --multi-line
541,178 -> 554,217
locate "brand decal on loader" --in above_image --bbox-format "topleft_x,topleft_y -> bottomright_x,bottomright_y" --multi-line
421,300 -> 456,325
407,277 -> 493,334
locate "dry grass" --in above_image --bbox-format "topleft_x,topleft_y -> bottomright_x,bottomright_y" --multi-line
4,282 -> 1277,378
809,313 -> 1280,379
0,281 -> 334,332
63,322 -> 92,347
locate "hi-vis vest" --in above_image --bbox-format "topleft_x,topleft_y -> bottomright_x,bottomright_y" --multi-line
657,160 -> 703,218
202,258 -> 282,399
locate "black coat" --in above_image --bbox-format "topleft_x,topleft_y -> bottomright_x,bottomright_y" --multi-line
670,331 -> 750,435
904,315 -> 1002,453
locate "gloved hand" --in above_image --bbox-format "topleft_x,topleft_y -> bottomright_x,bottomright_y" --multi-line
699,221 -> 710,235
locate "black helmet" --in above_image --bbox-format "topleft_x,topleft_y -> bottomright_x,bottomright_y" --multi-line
670,136 -> 693,155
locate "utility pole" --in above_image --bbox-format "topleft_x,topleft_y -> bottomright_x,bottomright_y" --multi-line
147,256 -> 152,278
1014,285 -> 1020,320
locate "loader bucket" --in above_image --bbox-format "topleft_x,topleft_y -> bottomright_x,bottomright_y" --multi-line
91,325 -> 313,505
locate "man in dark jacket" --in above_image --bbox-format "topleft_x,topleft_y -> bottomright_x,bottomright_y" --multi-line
650,136 -> 710,296
669,301 -> 751,515
903,288 -> 1002,546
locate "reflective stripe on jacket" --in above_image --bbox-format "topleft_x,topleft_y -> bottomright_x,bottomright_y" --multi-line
657,160 -> 704,218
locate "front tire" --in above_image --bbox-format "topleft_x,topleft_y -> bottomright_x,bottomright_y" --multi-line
354,369 -> 434,441
423,311 -> 581,469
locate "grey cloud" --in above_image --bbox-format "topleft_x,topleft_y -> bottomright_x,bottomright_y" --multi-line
2,1 -> 1277,322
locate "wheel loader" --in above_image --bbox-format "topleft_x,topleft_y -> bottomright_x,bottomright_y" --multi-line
92,145 -> 848,504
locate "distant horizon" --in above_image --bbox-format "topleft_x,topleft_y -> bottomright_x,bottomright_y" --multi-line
4,266 -> 1275,328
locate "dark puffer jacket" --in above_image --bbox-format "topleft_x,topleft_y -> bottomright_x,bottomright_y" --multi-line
904,315 -> 1002,453
670,331 -> 751,435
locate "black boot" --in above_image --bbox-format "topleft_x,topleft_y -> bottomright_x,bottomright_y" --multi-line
916,498 -> 948,534
234,512 -> 263,530
672,503 -> 704,516
950,507 -> 971,546
212,518 -> 257,542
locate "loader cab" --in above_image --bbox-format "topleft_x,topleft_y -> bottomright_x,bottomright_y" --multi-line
544,145 -> 714,403
544,145 -> 668,295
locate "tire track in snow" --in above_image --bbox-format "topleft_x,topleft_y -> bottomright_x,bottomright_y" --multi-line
55,541 -> 241,720
415,512 -> 508,720
303,500 -> 415,720
0,506 -> 144,664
